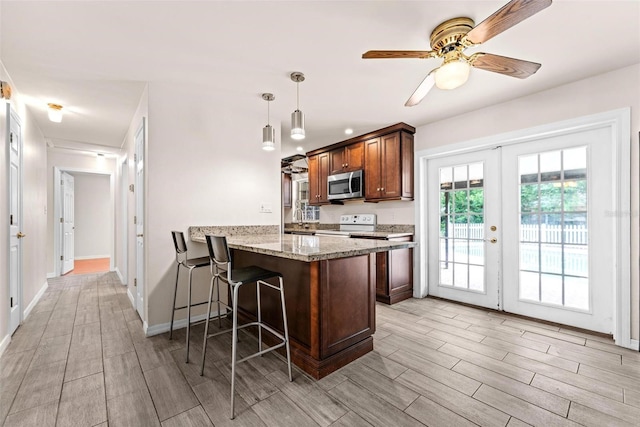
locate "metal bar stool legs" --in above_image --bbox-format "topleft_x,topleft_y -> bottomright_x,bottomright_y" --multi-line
200,234 -> 292,420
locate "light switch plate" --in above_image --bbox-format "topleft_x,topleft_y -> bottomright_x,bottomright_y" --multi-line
259,203 -> 272,213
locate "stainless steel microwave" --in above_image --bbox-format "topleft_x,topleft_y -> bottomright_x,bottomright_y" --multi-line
327,170 -> 363,200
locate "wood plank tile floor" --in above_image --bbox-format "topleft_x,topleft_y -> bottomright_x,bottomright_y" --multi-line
1,272 -> 639,426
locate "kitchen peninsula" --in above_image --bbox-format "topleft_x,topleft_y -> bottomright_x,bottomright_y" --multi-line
189,229 -> 416,379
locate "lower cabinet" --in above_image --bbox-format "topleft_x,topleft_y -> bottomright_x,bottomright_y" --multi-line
375,236 -> 414,304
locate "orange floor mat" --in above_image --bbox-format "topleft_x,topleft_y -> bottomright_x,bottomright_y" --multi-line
64,258 -> 110,275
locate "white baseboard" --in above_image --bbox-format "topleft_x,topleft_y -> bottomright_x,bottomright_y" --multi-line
144,310 -> 227,337
47,272 -> 56,279
115,267 -> 126,285
127,288 -> 135,307
23,281 -> 48,320
631,339 -> 640,351
0,333 -> 11,358
74,255 -> 111,260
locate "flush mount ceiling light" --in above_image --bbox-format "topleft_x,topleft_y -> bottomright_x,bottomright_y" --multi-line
344,128 -> 354,135
290,72 -> 305,141
262,93 -> 276,151
48,103 -> 64,123
0,81 -> 12,101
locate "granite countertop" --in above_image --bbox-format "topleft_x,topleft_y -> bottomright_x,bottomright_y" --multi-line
283,228 -> 413,239
191,233 -> 417,262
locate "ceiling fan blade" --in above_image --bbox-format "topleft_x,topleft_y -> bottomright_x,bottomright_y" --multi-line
363,50 -> 437,59
470,53 -> 541,78
405,70 -> 437,107
463,0 -> 552,45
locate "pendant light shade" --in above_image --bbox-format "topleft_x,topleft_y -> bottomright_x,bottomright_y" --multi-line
290,72 -> 305,140
262,93 -> 275,151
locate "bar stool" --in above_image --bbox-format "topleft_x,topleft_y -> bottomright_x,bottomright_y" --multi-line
170,231 -> 211,363
200,234 -> 292,419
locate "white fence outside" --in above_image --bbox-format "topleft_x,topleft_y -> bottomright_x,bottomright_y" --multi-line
446,222 -> 588,244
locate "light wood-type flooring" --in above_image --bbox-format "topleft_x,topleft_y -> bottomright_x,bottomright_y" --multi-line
1,272 -> 639,426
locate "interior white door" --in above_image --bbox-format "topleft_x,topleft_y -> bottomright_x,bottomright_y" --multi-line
427,149 -> 502,310
8,107 -> 22,334
135,119 -> 145,318
61,172 -> 75,274
502,127 -> 614,333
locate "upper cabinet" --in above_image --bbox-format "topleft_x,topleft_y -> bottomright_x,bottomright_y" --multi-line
307,122 -> 415,203
308,152 -> 330,206
329,141 -> 364,175
364,131 -> 414,201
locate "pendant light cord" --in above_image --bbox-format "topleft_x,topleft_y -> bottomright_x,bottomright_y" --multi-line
296,82 -> 300,111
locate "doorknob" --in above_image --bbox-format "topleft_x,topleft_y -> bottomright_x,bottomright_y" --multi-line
489,238 -> 497,244
137,234 -> 144,237
16,232 -> 26,239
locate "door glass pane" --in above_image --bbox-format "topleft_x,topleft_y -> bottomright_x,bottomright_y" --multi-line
517,147 -> 589,310
438,162 -> 485,292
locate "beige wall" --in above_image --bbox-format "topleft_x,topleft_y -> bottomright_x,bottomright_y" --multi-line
0,60 -> 48,351
414,63 -> 640,340
72,173 -> 111,258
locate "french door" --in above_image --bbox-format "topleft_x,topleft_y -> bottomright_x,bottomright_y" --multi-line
427,127 -> 615,333
427,149 -> 501,309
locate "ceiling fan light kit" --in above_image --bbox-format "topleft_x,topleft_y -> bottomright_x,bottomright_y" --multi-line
290,72 -> 306,141
362,0 -> 552,106
262,93 -> 276,151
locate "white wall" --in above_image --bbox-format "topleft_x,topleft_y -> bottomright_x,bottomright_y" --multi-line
72,173 -> 111,259
0,60 -> 48,353
414,63 -> 640,340
46,149 -> 116,275
141,81 -> 282,328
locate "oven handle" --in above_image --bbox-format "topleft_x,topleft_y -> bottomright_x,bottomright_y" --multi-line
348,172 -> 354,194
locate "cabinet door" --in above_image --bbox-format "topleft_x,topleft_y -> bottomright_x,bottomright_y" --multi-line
308,154 -> 320,205
329,148 -> 345,175
344,141 -> 364,172
364,137 -> 381,199
282,173 -> 292,208
380,132 -> 402,199
318,152 -> 330,203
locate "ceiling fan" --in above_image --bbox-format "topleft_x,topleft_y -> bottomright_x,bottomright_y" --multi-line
362,0 -> 552,106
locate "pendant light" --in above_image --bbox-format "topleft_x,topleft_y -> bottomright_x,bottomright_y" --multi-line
290,72 -> 305,140
262,93 -> 275,151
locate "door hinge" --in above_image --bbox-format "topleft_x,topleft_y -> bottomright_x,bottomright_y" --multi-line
10,214 -> 13,225
129,184 -> 134,192
60,217 -> 64,223
10,297 -> 13,308
10,133 -> 13,143
60,255 -> 63,261
134,216 -> 137,225
134,154 -> 137,162
60,179 -> 63,185
134,278 -> 137,287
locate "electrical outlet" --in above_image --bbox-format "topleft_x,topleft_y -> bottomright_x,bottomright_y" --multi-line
259,203 -> 272,213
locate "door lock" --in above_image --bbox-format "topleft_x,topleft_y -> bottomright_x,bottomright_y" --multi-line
490,225 -> 497,231
490,238 -> 497,244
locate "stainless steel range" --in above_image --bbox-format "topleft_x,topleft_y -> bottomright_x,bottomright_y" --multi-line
314,214 -> 376,238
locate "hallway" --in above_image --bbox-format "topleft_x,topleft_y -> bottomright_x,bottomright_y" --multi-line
2,273 -> 640,426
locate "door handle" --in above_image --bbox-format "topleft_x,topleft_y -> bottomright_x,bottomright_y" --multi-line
16,232 -> 26,239
484,238 -> 497,244
137,234 -> 144,237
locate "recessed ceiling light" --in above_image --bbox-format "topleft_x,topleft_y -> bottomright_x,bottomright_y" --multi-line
345,128 -> 353,135
296,146 -> 303,152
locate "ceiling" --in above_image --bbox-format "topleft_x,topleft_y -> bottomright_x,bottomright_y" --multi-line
1,1 -> 639,157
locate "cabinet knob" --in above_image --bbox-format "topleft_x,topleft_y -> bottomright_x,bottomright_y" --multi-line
381,188 -> 384,191
376,187 -> 380,191
345,163 -> 348,167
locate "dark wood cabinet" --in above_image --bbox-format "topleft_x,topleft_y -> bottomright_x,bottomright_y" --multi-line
375,236 -> 414,304
308,152 -> 330,206
329,141 -> 364,174
364,131 -> 414,201
307,123 -> 414,204
282,173 -> 292,208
